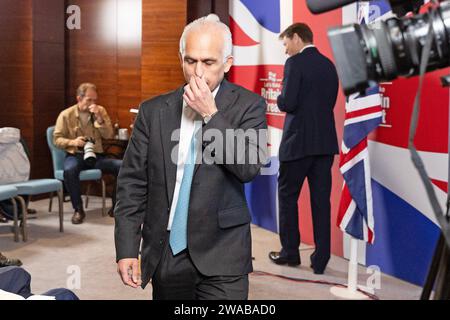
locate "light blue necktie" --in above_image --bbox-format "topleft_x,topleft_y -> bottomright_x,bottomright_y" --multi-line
169,122 -> 200,255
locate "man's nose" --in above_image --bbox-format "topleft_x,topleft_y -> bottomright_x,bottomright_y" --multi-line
195,63 -> 204,77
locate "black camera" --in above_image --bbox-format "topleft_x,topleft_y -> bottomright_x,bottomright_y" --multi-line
307,0 -> 450,300
83,137 -> 96,167
308,0 -> 450,95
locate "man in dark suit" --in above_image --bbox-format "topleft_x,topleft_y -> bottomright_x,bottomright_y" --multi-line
269,23 -> 339,274
114,14 -> 267,300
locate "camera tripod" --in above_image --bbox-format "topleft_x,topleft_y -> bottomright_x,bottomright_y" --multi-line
420,74 -> 450,300
421,213 -> 450,299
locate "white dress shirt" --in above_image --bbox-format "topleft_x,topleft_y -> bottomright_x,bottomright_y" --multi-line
300,44 -> 315,54
167,85 -> 220,230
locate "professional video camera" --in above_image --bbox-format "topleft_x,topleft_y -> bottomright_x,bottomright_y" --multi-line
307,0 -> 450,299
307,0 -> 450,95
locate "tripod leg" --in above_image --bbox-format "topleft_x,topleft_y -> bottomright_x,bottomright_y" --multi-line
421,234 -> 445,300
433,242 -> 450,299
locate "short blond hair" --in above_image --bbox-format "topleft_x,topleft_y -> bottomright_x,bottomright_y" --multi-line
76,83 -> 97,98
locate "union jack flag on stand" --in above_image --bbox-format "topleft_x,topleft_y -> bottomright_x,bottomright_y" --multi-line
337,86 -> 383,244
336,1 -> 384,245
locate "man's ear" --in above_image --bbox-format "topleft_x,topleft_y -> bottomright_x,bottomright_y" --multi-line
179,52 -> 184,67
293,33 -> 304,46
76,96 -> 82,103
224,55 -> 234,73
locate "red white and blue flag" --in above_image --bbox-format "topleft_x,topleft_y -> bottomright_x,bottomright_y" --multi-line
337,2 -> 383,244
230,0 -> 447,286
337,87 -> 382,244
229,0 -> 291,233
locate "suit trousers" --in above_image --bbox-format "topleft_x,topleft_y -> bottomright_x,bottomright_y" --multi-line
151,232 -> 249,300
278,155 -> 334,270
63,153 -> 122,211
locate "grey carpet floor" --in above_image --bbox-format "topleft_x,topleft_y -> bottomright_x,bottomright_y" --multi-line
0,196 -> 422,300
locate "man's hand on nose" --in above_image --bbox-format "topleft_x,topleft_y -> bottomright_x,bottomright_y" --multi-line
183,76 -> 218,118
88,104 -> 104,124
88,104 -> 101,116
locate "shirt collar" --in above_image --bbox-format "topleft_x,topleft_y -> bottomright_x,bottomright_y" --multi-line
211,84 -> 220,98
299,44 -> 315,54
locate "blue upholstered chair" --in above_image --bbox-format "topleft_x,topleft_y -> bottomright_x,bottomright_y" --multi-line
0,185 -> 26,242
2,137 -> 65,239
46,126 -> 106,216
1,134 -> 61,241
10,179 -> 64,239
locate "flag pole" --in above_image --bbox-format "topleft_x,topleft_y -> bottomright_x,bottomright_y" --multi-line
330,237 -> 368,299
348,237 -> 364,294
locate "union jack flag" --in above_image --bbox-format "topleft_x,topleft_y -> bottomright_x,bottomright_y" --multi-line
336,1 -> 384,245
337,88 -> 382,244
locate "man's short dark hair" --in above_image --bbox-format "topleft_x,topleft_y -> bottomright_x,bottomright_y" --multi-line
279,23 -> 313,43
77,83 -> 97,98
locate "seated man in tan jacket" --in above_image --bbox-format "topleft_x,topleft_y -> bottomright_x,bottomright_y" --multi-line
53,83 -> 122,224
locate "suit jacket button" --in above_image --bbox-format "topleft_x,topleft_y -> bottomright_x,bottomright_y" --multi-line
159,239 -> 164,245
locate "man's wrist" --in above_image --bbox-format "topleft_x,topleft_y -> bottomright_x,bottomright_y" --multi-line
70,140 -> 79,147
203,110 -> 218,124
95,117 -> 104,125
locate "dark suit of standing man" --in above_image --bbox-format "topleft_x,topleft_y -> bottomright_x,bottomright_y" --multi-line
269,23 -> 339,274
114,14 -> 267,300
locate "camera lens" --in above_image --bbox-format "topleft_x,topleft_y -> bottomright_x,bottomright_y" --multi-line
83,139 -> 96,167
328,2 -> 450,94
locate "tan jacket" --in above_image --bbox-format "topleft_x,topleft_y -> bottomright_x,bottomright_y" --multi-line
53,104 -> 114,154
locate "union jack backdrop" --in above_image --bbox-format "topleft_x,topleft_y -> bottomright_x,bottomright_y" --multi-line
230,0 -> 447,286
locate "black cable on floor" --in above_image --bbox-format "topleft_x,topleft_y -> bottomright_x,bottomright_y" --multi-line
251,270 -> 380,300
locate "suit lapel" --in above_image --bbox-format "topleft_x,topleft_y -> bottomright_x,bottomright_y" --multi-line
193,79 -> 239,176
214,80 -> 239,113
160,87 -> 184,208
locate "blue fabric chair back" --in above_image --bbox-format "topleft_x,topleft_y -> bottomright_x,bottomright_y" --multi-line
46,126 -> 66,177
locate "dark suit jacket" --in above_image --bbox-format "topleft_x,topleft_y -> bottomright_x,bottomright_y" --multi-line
114,79 -> 268,288
277,47 -> 339,162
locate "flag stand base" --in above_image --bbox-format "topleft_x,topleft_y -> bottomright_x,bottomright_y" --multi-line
330,286 -> 368,299
330,238 -> 369,300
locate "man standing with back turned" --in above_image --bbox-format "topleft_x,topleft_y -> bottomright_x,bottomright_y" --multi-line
269,23 -> 339,274
114,14 -> 267,299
